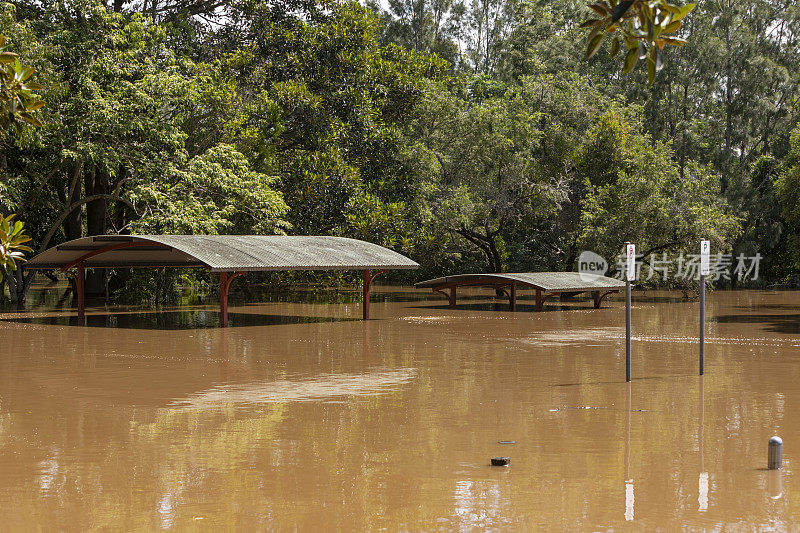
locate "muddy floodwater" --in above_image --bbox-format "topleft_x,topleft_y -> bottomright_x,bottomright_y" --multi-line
1,285 -> 799,530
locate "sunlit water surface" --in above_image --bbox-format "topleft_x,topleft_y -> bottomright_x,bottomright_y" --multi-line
1,286 -> 799,529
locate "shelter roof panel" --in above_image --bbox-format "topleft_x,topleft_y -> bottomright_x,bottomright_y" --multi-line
415,272 -> 625,292
26,235 -> 419,272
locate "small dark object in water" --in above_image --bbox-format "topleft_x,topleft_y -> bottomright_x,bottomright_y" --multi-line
498,440 -> 516,444
491,457 -> 510,466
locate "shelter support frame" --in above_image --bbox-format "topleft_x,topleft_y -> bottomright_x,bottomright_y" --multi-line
428,281 -> 619,312
29,234 -> 419,327
219,271 -> 246,327
62,241 -> 173,325
362,269 -> 387,320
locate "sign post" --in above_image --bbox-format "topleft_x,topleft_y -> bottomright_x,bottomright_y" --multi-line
699,240 -> 710,375
625,243 -> 635,383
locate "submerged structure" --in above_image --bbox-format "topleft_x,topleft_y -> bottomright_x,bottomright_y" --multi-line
415,272 -> 625,311
25,235 -> 419,326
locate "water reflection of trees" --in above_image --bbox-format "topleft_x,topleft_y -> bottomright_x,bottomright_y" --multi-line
0,291 -> 798,528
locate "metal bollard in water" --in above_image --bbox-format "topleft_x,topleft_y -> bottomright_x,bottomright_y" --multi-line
768,436 -> 783,470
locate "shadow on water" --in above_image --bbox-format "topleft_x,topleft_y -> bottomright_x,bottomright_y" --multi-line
712,314 -> 800,334
734,304 -> 800,311
552,375 -> 689,387
0,311 -> 358,330
409,303 -> 605,312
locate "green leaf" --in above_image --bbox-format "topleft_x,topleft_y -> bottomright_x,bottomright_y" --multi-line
663,20 -> 681,33
674,3 -> 696,21
662,36 -> 687,46
610,35 -> 621,57
623,47 -> 638,73
18,113 -> 42,127
647,56 -> 656,85
580,19 -> 603,28
586,34 -> 605,59
589,3 -> 610,17
651,44 -> 663,71
25,100 -> 45,112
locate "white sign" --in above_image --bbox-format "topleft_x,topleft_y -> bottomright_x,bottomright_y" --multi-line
626,243 -> 636,281
700,240 -> 710,276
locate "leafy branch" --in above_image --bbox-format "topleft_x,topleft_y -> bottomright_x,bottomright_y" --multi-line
0,214 -> 32,274
0,34 -> 44,136
581,0 -> 696,84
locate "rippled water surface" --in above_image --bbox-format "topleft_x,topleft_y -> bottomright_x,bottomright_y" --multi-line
1,286 -> 799,529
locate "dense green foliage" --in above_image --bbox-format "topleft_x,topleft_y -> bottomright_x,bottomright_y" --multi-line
580,0 -> 695,84
0,0 -> 798,301
0,212 -> 31,274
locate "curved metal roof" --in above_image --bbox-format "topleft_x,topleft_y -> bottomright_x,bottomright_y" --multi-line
25,235 -> 419,272
415,272 -> 625,292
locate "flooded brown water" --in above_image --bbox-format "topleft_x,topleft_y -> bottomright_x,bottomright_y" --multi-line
1,285 -> 799,530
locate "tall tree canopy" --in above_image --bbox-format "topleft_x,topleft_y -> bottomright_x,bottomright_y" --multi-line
2,0 -> 799,301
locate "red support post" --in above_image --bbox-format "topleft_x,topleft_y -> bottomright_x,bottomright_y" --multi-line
510,282 -> 517,312
220,271 -> 229,327
219,271 -> 245,328
535,288 -> 543,312
593,290 -> 618,309
76,262 -> 85,323
362,269 -> 387,320
363,269 -> 371,320
449,286 -> 456,308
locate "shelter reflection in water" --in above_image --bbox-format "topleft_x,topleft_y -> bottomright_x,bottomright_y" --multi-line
0,287 -> 798,529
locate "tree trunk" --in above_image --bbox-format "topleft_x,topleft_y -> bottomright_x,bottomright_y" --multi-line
64,163 -> 83,241
84,166 -> 109,297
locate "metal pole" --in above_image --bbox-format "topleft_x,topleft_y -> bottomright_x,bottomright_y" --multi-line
624,381 -> 633,521
698,375 -> 708,511
626,280 -> 631,383
768,436 -> 783,470
700,274 -> 705,375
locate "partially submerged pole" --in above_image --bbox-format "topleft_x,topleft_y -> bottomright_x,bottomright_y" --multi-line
700,239 -> 710,375
363,269 -> 371,320
699,278 -> 705,375
509,282 -> 517,312
625,243 -> 635,383
624,381 -> 634,521
219,271 -> 229,328
219,271 -> 244,328
626,282 -> 631,382
698,375 -> 708,511
768,436 -> 783,470
76,262 -> 85,324
362,269 -> 386,320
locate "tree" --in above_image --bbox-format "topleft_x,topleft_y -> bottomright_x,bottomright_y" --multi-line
131,144 -> 290,235
581,0 -> 695,84
402,76 -> 584,273
776,124 -> 800,273
1,1 -> 288,300
0,214 -> 32,294
0,26 -> 44,300
0,34 -> 43,136
577,110 -> 741,278
224,0 -> 447,237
